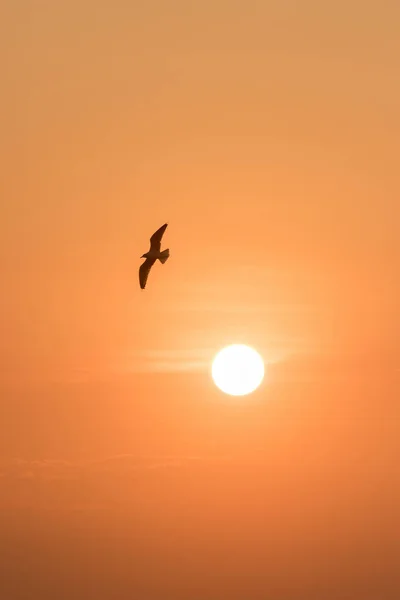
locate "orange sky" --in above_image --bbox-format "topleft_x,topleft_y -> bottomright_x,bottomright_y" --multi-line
0,1 -> 399,598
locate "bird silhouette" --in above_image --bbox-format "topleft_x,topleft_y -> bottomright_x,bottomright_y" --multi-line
139,223 -> 169,289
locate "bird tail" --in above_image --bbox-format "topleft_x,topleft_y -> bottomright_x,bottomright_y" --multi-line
158,249 -> 170,264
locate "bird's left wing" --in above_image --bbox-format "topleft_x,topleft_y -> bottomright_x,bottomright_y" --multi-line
149,223 -> 168,252
139,257 -> 156,289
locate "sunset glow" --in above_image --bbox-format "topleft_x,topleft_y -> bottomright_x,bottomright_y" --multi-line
1,0 -> 397,598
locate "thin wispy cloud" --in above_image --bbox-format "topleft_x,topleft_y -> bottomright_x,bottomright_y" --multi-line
117,348 -> 214,373
0,454 -> 233,482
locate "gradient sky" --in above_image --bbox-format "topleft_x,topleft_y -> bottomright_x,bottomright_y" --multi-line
1,1 -> 399,598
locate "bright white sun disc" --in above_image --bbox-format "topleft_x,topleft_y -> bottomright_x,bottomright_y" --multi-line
211,344 -> 265,396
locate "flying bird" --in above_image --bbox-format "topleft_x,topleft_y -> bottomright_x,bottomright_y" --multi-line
139,223 -> 170,289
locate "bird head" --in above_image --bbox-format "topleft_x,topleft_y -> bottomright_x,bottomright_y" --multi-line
141,252 -> 148,258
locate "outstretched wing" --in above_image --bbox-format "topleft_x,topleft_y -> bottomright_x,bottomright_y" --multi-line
139,257 -> 156,289
149,223 -> 168,252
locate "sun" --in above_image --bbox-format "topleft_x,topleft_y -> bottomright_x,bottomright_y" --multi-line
211,344 -> 265,396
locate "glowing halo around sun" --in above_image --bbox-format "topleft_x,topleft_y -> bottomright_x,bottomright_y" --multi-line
211,344 -> 265,396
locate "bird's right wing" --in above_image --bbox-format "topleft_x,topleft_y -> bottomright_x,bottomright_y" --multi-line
139,257 -> 156,289
149,223 -> 168,252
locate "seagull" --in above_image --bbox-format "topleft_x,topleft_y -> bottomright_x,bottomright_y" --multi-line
139,223 -> 170,289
